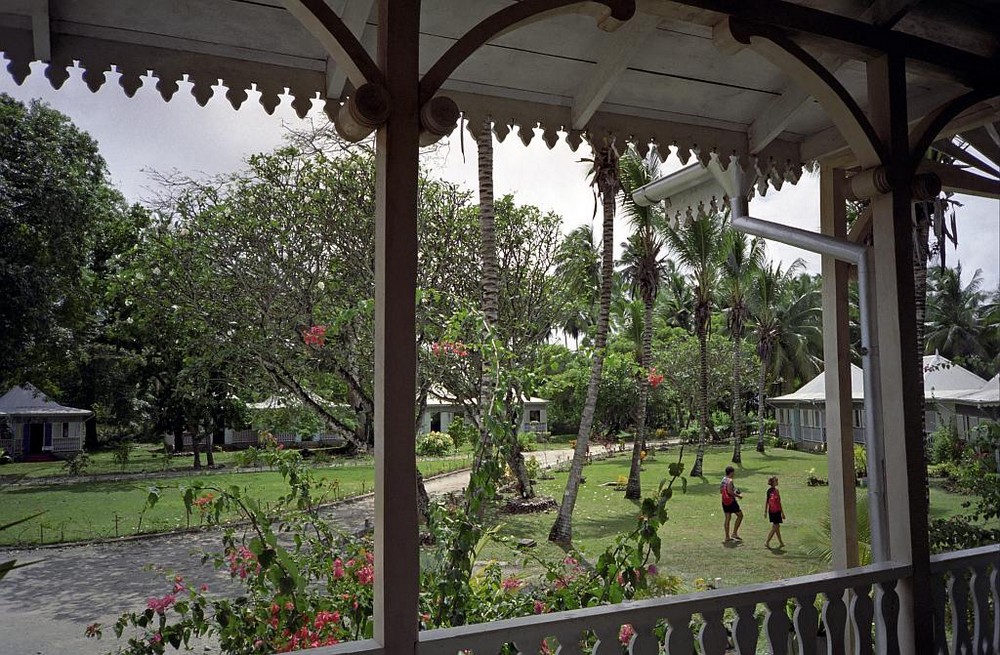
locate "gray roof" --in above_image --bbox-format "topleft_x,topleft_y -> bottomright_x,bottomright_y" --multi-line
771,355 -> 989,405
957,374 -> 1000,407
0,384 -> 92,418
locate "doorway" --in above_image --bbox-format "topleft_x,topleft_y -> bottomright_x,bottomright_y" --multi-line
28,423 -> 44,454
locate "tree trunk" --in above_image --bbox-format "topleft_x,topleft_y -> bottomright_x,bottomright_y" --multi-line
204,430 -> 215,467
690,318 -> 709,477
192,435 -> 202,469
731,333 -> 744,464
625,298 -> 653,499
755,358 -> 768,453
550,146 -> 616,545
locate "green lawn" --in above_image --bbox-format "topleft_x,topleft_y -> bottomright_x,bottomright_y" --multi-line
0,444 -> 978,593
478,446 -> 977,588
0,442 -> 248,479
0,455 -> 471,546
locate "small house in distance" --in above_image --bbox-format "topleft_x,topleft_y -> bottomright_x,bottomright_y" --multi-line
771,354 -> 989,449
419,388 -> 549,436
0,384 -> 91,460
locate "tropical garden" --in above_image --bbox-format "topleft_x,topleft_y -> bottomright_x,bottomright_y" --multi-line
1,94 -> 998,653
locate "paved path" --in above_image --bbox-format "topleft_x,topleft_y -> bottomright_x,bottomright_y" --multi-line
0,449 -> 575,655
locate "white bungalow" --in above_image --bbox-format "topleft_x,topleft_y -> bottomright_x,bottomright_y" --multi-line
419,389 -> 549,436
771,354 -> 990,448
0,384 -> 91,460
953,373 -> 1000,435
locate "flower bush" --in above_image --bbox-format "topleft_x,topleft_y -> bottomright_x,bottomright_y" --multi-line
88,414 -> 688,654
416,431 -> 454,456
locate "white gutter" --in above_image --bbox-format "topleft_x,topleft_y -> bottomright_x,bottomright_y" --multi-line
632,163 -> 891,563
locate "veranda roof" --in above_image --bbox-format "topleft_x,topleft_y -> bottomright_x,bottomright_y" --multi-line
1,0 -> 996,206
770,355 -> 989,405
0,383 -> 92,418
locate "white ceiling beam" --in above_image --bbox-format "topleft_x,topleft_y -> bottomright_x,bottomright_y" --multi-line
570,16 -> 658,130
918,159 -> 1000,200
325,0 -> 375,100
31,0 -> 50,61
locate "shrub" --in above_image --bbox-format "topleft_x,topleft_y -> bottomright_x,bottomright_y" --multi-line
654,427 -> 670,441
112,439 -> 134,472
416,431 -> 454,456
517,432 -> 537,452
62,451 -> 91,476
853,444 -> 867,478
524,456 -> 540,481
447,417 -> 477,449
930,423 -> 962,464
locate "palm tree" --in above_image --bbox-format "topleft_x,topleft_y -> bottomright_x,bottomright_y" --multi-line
471,117 -> 533,508
925,265 -> 990,372
749,261 -> 821,452
550,141 -> 620,546
720,230 -> 765,464
555,224 -> 600,349
618,150 -> 667,499
661,211 -> 726,478
658,259 -> 694,332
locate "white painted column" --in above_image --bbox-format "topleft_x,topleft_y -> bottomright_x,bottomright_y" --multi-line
820,165 -> 860,572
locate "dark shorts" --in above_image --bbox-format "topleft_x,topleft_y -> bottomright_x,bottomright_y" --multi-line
722,500 -> 741,514
769,511 -> 783,524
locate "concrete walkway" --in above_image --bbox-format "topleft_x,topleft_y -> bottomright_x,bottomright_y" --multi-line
0,449 -> 575,655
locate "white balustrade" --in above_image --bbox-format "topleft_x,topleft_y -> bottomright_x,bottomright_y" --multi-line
295,546 -> 996,655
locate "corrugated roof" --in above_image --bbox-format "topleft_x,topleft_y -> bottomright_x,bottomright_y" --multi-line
0,384 -> 92,417
770,355 -> 989,404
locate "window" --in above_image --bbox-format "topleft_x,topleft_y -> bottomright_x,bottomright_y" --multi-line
63,422 -> 69,439
529,409 -> 541,423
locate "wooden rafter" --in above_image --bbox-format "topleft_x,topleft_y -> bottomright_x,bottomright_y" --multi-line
570,15 -> 658,130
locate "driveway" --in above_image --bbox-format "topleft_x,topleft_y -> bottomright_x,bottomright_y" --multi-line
0,448 -> 574,655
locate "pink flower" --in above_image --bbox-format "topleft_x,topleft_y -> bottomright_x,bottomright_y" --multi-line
146,594 -> 176,614
332,558 -> 345,579
533,600 -> 546,614
151,633 -> 162,644
619,624 -> 636,645
199,583 -> 209,592
501,576 -> 521,592
355,565 -> 374,586
647,564 -> 658,576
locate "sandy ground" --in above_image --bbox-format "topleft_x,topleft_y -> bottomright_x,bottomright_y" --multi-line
0,449 -> 574,655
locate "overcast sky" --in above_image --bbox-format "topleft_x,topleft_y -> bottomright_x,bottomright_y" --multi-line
2,63 -> 997,289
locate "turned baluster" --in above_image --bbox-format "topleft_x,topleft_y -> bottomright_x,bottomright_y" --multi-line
793,593 -> 820,655
850,583 -> 874,655
992,567 -> 1000,654
591,624 -> 621,655
698,609 -> 730,655
821,589 -> 848,654
630,621 -> 660,654
732,603 -> 759,655
970,565 -> 992,655
948,568 -> 973,654
874,579 -> 900,655
764,599 -> 792,655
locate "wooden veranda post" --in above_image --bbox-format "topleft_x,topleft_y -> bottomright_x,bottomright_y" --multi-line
820,164 -> 859,573
866,53 -> 933,654
373,0 -> 420,651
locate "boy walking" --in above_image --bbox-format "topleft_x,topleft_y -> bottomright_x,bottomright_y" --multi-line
764,476 -> 786,549
721,466 -> 743,542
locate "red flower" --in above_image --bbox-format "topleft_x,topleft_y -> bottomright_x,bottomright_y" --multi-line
647,367 -> 664,388
303,325 -> 327,347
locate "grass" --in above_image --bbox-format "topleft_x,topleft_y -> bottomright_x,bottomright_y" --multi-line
0,455 -> 471,546
0,444 -> 978,592
0,443 -> 247,479
477,446 -> 978,589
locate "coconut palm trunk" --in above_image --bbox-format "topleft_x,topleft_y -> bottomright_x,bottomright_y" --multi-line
624,298 -> 653,499
731,331 -> 745,463
549,143 -> 618,545
690,302 -> 710,477
755,353 -> 769,452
